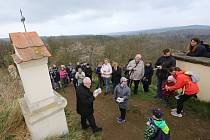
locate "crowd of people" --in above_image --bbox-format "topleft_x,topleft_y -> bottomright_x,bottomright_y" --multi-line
49,63 -> 93,90
47,38 -> 204,140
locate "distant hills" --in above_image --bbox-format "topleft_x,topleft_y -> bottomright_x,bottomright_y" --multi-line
108,25 -> 210,36
1,25 -> 210,41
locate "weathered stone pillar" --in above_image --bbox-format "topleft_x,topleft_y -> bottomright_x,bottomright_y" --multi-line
10,32 -> 69,139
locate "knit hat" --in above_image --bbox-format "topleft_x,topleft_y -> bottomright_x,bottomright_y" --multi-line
120,77 -> 128,83
167,75 -> 176,83
152,108 -> 163,119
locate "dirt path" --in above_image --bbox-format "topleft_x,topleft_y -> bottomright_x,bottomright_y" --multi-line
62,85 -> 210,140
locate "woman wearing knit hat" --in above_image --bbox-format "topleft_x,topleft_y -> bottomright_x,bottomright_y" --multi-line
113,77 -> 131,123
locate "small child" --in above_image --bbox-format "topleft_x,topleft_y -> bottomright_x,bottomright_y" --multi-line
162,76 -> 176,107
144,108 -> 170,140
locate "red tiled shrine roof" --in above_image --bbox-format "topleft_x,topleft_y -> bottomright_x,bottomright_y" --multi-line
9,32 -> 51,64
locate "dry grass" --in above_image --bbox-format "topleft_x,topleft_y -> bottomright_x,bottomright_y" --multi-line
46,108 -> 102,140
0,70 -> 29,140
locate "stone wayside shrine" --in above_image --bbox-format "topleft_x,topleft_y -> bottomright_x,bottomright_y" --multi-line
9,32 -> 69,139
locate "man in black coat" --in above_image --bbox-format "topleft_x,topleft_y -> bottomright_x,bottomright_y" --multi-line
76,77 -> 102,133
155,49 -> 176,99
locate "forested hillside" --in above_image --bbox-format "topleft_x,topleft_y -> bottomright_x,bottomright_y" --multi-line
1,33 -> 210,68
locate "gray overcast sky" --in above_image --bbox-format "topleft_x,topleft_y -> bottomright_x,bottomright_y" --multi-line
0,0 -> 210,38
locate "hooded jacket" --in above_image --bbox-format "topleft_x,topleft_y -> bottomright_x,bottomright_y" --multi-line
168,71 -> 199,95
144,117 -> 170,140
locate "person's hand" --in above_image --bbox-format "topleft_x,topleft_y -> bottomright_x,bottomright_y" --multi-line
165,85 -> 170,91
116,97 -> 124,103
146,121 -> 151,126
185,50 -> 190,54
133,68 -> 137,71
93,88 -> 102,97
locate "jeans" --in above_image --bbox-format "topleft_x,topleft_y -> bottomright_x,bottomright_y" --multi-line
112,80 -> 119,92
103,77 -> 110,94
156,78 -> 164,98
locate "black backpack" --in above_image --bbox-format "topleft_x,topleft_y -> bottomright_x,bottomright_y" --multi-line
202,43 -> 210,52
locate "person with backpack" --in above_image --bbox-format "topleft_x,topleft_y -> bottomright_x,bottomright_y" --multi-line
186,38 -> 210,58
127,54 -> 145,95
113,77 -> 130,124
165,68 -> 199,118
144,108 -> 170,140
154,49 -> 176,99
200,41 -> 210,58
142,62 -> 154,92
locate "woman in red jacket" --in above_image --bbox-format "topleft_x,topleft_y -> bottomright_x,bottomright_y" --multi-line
165,68 -> 199,118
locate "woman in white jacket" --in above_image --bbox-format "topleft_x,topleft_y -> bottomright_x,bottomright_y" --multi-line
101,58 -> 112,95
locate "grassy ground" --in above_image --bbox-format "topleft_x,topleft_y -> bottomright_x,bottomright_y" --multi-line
92,73 -> 210,120
47,108 -> 102,140
0,70 -> 210,139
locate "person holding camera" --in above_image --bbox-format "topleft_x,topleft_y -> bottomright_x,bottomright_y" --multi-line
127,54 -> 144,95
154,49 -> 176,99
113,77 -> 131,123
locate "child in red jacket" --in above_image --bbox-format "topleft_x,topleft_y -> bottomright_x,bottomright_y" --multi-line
162,76 -> 176,107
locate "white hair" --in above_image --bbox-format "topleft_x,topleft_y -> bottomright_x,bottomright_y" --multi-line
135,54 -> 142,59
83,77 -> 91,84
